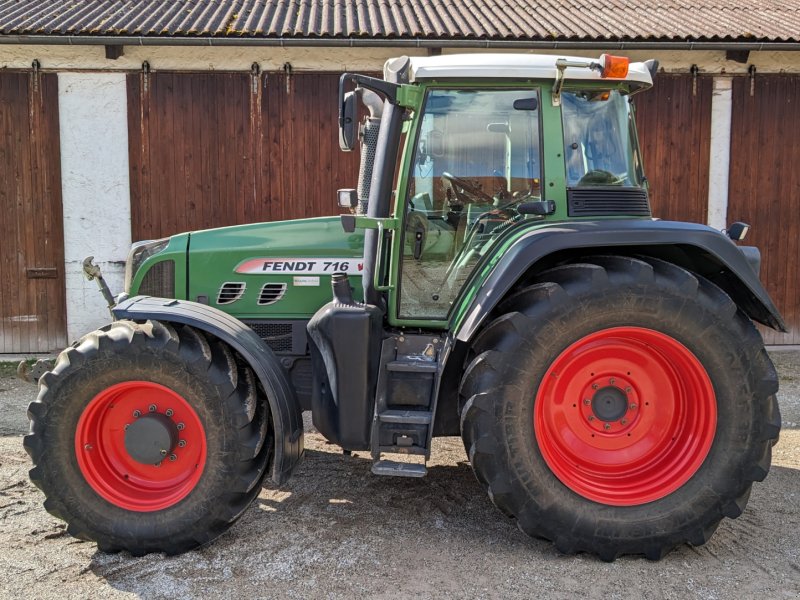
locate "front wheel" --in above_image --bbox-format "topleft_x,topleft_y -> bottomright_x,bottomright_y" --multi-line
24,320 -> 271,555
460,255 -> 781,560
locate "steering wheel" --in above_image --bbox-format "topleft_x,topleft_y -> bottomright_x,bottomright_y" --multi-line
441,172 -> 494,204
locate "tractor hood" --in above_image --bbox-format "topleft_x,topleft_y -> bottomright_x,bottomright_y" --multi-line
130,216 -> 365,320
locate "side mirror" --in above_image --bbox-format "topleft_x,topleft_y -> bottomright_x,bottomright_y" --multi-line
337,188 -> 358,209
339,91 -> 357,151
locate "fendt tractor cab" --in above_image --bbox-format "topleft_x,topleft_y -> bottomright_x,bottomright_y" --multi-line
24,54 -> 784,560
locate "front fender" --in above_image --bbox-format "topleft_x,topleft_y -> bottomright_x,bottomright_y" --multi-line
112,296 -> 304,485
454,220 -> 787,342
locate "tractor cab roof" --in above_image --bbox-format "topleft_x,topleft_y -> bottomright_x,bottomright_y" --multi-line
384,53 -> 654,89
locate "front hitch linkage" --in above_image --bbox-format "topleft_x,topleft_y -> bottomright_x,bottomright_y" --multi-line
82,256 -> 117,315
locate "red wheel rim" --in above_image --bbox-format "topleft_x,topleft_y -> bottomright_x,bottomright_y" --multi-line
75,381 -> 207,512
534,327 -> 716,506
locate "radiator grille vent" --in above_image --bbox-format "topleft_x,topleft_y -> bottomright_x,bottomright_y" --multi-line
258,282 -> 287,306
217,282 -> 246,305
567,187 -> 651,217
248,322 -> 293,353
139,260 -> 175,297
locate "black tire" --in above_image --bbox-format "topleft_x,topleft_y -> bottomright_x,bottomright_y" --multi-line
24,320 -> 272,555
460,255 -> 781,560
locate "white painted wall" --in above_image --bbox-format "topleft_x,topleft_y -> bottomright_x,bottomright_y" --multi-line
58,72 -> 131,342
1,45 -> 799,74
707,77 -> 734,230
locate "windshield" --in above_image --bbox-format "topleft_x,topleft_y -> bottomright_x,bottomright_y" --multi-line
398,88 -> 542,320
562,89 -> 643,187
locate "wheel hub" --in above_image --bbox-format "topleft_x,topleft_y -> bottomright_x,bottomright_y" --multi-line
75,381 -> 207,512
533,327 -> 717,506
124,413 -> 179,465
591,386 -> 628,422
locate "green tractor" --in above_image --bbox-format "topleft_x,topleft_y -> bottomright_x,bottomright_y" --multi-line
24,54 -> 784,560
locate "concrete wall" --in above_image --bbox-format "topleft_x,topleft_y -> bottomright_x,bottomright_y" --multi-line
1,44 -> 800,74
58,72 -> 131,341
0,44 -> 797,344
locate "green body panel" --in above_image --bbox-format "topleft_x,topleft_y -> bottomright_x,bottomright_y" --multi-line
129,234 -> 189,298
132,217 -> 365,320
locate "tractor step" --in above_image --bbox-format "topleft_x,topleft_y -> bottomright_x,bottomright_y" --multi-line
371,460 -> 428,478
378,409 -> 432,425
370,333 -> 448,478
386,360 -> 438,373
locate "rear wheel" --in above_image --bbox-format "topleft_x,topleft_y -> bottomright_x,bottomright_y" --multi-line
24,320 -> 272,555
460,255 -> 780,560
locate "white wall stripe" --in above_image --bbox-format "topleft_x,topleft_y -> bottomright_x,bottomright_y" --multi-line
58,72 -> 131,342
707,77 -> 733,231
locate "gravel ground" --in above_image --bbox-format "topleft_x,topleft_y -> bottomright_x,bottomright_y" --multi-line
0,351 -> 798,599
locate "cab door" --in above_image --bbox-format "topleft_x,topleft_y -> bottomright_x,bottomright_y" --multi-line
389,87 -> 544,326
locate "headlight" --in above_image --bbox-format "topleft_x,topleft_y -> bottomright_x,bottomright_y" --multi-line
124,238 -> 169,293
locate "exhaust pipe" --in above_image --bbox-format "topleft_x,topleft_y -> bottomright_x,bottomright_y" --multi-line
356,89 -> 382,215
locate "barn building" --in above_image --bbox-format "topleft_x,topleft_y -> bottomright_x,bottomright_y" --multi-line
0,0 -> 798,352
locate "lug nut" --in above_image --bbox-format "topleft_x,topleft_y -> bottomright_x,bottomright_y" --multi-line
588,415 -> 595,422
148,404 -> 157,412
84,444 -> 93,451
169,454 -> 177,462
178,440 -> 187,448
124,423 -> 130,430
176,422 -> 185,431
132,410 -> 141,418
154,461 -> 161,468
604,423 -> 611,430
621,419 -> 628,425
629,403 -> 638,410
592,383 -> 599,390
160,449 -> 167,456
625,387 -> 632,394
583,398 -> 591,405
609,378 -> 616,385
165,408 -> 174,417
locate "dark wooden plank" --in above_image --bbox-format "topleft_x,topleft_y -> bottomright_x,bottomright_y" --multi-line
16,72 -> 33,352
0,71 -> 65,352
635,74 -> 712,225
729,75 -> 800,344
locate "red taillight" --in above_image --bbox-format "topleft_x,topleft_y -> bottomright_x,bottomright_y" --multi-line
600,54 -> 630,79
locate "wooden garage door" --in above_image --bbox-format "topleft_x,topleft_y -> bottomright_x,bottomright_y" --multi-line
729,75 -> 800,345
128,71 -> 363,240
0,71 -> 66,353
634,74 -> 713,224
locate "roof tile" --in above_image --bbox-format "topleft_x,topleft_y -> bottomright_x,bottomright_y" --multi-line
0,0 -> 797,43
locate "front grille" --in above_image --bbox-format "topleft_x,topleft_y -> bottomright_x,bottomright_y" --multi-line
138,260 -> 175,297
248,322 -> 293,352
567,187 -> 651,217
217,282 -> 246,305
258,282 -> 287,305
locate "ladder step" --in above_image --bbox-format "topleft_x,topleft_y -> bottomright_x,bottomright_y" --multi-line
378,409 -> 433,425
371,460 -> 428,478
386,360 -> 438,373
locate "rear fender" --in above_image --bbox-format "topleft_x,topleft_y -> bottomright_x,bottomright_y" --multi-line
113,296 -> 304,485
454,220 -> 787,343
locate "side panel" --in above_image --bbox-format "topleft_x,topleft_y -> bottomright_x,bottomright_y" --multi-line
453,220 -> 786,343
0,71 -> 67,353
186,217 -> 365,319
112,296 -> 304,485
634,74 -> 713,224
729,75 -> 800,345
